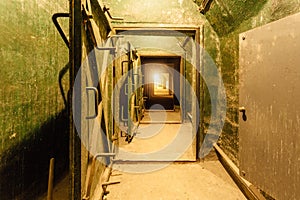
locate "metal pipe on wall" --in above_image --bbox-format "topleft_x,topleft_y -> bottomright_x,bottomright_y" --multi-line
198,25 -> 205,159
69,0 -> 82,199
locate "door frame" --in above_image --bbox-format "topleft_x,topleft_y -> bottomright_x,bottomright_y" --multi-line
113,26 -> 203,160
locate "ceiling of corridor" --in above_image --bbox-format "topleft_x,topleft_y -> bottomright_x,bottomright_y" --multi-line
101,0 -> 300,36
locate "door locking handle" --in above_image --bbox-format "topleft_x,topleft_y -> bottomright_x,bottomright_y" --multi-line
239,107 -> 247,121
124,83 -> 135,95
86,87 -> 99,119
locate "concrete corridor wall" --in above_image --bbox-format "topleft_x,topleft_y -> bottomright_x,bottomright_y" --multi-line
0,0 -> 69,198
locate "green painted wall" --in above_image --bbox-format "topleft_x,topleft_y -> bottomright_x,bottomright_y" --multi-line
0,0 -> 69,198
2,0 -> 300,198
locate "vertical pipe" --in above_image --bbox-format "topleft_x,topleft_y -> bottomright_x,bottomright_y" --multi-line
127,42 -> 132,137
181,51 -> 187,123
199,25 -> 205,158
195,27 -> 202,160
69,0 -> 82,199
111,39 -> 116,154
191,36 -> 197,158
47,158 -> 55,200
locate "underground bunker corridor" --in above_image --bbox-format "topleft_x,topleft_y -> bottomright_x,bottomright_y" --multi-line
142,57 -> 181,111
1,0 -> 300,200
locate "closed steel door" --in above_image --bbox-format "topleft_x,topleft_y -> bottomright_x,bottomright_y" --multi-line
239,12 -> 300,200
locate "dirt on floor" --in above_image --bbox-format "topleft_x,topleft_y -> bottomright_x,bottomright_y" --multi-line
39,110 -> 245,200
37,151 -> 246,200
105,152 -> 246,200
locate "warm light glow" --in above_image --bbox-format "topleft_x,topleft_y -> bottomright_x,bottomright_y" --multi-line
153,72 -> 171,95
153,73 -> 160,87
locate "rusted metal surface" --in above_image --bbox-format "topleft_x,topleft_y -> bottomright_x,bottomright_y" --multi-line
239,12 -> 300,200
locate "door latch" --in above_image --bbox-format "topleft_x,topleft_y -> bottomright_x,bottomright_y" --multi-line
86,87 -> 99,119
239,107 -> 247,121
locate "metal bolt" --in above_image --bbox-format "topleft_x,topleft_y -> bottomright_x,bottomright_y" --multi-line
241,171 -> 246,176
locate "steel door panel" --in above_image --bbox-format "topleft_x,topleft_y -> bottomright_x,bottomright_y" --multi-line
239,12 -> 300,200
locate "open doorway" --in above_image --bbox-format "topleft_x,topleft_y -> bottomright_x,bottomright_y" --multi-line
114,28 -> 200,161
140,57 -> 181,123
142,57 -> 180,110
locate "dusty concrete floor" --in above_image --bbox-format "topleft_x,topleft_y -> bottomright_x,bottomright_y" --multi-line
116,123 -> 195,161
116,109 -> 196,161
106,153 -> 246,200
38,110 -> 245,200
141,110 -> 181,123
37,154 -> 246,200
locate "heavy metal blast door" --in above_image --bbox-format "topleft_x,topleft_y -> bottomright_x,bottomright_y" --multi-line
239,13 -> 300,200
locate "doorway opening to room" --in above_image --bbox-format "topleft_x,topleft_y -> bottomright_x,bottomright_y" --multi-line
113,28 -> 201,161
141,57 -> 181,123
